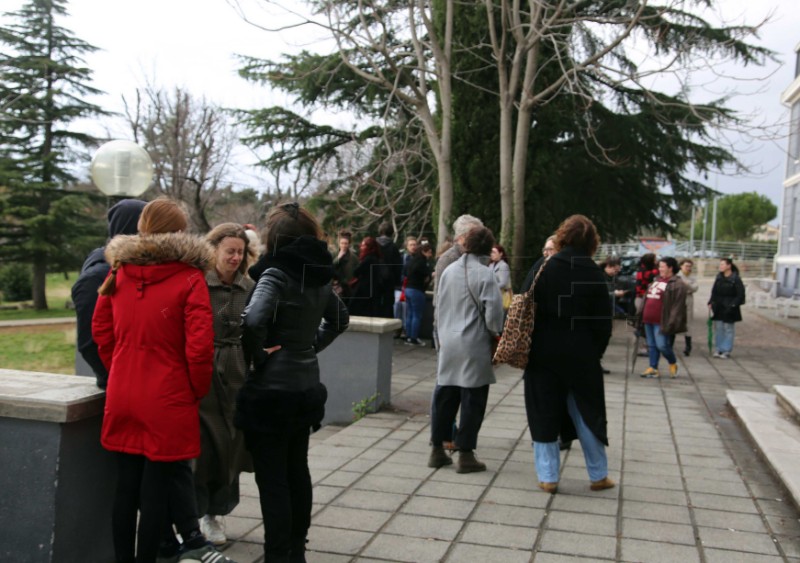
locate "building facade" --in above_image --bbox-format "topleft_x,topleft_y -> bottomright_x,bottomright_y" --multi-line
776,42 -> 800,295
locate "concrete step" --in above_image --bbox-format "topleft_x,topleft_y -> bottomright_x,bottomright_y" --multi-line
775,385 -> 800,425
727,390 -> 800,511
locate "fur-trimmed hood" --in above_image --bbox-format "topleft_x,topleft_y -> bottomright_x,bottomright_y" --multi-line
105,232 -> 215,273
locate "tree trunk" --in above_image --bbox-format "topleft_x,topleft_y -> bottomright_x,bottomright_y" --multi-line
498,97 -> 514,249
32,257 -> 48,311
511,104 -> 533,276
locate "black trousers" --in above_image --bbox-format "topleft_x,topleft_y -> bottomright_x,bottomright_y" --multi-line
245,426 -> 312,563
113,453 -> 199,563
430,384 -> 489,451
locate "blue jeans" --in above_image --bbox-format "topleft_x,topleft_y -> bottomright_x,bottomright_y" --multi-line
533,393 -> 608,482
404,287 -> 425,340
715,321 -> 735,354
644,323 -> 676,368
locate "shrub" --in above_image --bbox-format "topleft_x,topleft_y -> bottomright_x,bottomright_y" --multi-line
0,264 -> 33,302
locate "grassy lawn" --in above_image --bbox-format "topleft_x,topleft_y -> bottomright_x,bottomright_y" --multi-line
0,271 -> 79,372
0,326 -> 76,374
0,271 -> 78,321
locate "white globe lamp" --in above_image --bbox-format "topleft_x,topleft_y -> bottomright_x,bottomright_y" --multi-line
90,140 -> 153,197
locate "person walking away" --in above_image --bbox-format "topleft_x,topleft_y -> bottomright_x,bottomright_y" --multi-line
347,236 -> 384,317
677,258 -> 699,356
432,215 -> 484,348
708,257 -> 745,359
524,215 -> 614,494
194,223 -> 256,546
428,226 -> 504,473
237,202 -> 349,563
404,240 -> 433,346
92,198 -> 236,563
640,257 -> 688,379
72,199 -> 145,388
489,244 -> 512,311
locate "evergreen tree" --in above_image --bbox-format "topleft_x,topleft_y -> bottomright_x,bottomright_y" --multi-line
0,0 -> 108,309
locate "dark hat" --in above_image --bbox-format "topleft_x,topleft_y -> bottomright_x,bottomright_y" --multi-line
107,199 -> 146,237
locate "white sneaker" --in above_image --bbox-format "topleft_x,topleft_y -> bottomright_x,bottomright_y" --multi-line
200,515 -> 226,546
713,351 -> 722,358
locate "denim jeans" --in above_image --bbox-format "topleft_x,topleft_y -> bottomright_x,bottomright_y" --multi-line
644,323 -> 676,368
715,321 -> 736,354
404,287 -> 425,340
533,393 -> 608,482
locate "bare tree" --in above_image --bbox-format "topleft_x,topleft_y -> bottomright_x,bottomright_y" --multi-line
123,86 -> 238,232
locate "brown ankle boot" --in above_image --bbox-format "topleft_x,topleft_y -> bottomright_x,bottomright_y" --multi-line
456,450 -> 486,473
427,446 -> 453,468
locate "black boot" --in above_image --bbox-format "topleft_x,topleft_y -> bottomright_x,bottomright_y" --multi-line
456,450 -> 486,473
684,336 -> 692,357
428,446 -> 453,468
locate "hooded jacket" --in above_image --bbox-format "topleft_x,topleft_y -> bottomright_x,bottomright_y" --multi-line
236,236 -> 349,432
92,232 -> 215,462
72,199 -> 146,387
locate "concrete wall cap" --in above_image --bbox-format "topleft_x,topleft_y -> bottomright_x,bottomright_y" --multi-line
347,316 -> 403,334
0,369 -> 104,423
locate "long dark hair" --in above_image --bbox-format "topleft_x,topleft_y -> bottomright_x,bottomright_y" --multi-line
721,257 -> 739,274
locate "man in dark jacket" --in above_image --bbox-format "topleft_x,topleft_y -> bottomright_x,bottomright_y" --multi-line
71,199 -> 146,388
376,221 -> 403,318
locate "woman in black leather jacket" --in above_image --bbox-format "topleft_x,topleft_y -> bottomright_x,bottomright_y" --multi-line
236,202 -> 349,563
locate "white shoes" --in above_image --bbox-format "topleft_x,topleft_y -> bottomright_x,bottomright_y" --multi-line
200,515 -> 227,546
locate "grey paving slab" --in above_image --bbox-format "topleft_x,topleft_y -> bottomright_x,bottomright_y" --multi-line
351,474 -> 421,495
546,511 -> 617,537
460,522 -> 536,550
693,507 -> 769,533
400,496 -> 476,519
482,486 -> 551,509
306,552 -> 352,563
698,526 -> 782,556
471,503 -> 546,527
688,491 -> 761,513
382,514 -> 464,541
360,534 -> 450,563
621,517 -> 696,545
623,485 -> 689,506
533,553 -> 613,562
312,506 -> 393,532
447,543 -> 531,563
620,538 -> 701,563
415,480 -> 487,501
703,549 -> 785,563
622,500 -> 692,524
549,494 -> 619,516
306,526 -> 373,556
538,529 -> 617,559
331,489 -> 408,512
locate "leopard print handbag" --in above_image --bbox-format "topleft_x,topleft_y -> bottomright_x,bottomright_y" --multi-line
492,260 -> 547,369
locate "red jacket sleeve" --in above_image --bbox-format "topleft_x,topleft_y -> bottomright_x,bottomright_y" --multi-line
184,270 -> 214,400
91,292 -> 115,372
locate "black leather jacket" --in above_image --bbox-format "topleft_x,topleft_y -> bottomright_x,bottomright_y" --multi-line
241,236 -> 349,393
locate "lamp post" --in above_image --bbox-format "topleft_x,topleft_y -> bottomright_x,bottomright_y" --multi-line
90,140 -> 153,202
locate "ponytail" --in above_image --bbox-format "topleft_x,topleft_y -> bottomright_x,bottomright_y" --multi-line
98,264 -> 119,296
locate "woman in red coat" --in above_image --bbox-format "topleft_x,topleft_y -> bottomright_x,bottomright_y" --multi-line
93,199 -> 235,563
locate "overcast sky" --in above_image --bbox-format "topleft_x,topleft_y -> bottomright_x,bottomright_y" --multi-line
3,0 -> 799,213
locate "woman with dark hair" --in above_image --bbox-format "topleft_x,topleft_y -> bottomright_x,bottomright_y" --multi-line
404,240 -> 434,346
194,223 -> 257,545
93,199 -> 235,563
428,226 -> 504,473
524,214 -> 614,494
347,236 -> 384,317
489,244 -> 512,310
237,202 -> 349,563
640,257 -> 688,379
708,257 -> 746,359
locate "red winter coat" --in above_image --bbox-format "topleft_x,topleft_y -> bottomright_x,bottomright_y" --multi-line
93,232 -> 215,462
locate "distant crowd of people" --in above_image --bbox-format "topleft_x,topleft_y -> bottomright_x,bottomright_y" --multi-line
71,200 -> 746,562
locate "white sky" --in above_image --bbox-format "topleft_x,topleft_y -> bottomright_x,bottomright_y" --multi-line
2,0 -> 799,214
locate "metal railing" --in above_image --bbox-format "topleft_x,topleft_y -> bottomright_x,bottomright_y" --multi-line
597,240 -> 778,261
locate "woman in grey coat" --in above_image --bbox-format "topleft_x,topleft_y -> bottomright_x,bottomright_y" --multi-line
195,223 -> 256,545
429,226 -> 504,473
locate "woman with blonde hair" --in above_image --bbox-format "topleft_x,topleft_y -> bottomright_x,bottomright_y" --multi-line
93,198 -> 237,562
194,223 -> 257,545
523,214 -> 614,494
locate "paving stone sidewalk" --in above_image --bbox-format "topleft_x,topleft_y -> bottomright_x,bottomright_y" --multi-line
219,283 -> 800,562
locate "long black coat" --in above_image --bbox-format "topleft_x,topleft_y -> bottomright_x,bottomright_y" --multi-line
523,246 -> 612,445
347,254 -> 384,317
709,271 -> 745,323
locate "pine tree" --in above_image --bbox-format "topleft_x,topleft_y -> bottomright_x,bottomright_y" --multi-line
0,0 -> 108,309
